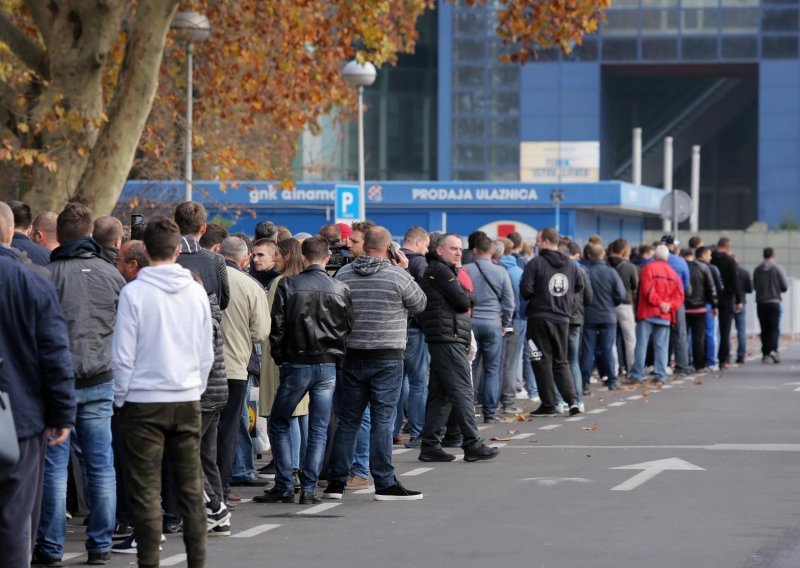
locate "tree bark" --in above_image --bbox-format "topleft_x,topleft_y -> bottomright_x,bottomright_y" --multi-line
73,0 -> 179,215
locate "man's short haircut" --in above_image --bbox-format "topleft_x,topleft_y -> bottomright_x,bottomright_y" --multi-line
301,236 -> 330,263
232,232 -> 253,253
253,237 -> 277,250
507,231 -> 522,249
220,236 -> 248,261
588,234 -> 603,245
437,233 -> 462,249
539,227 -> 558,245
403,226 -> 428,243
498,237 -> 513,254
363,227 -> 392,253
57,202 -> 93,244
351,220 -> 376,234
474,234 -> 493,254
319,224 -> 341,241
467,230 -> 487,250
276,226 -> 292,241
764,247 -> 775,259
255,221 -> 278,241
199,222 -> 228,249
174,201 -> 207,235
0,201 -> 13,238
587,242 -> 604,261
609,238 -> 628,255
32,211 -> 57,238
680,248 -> 694,259
8,200 -> 32,230
654,244 -> 670,261
92,216 -> 123,249
717,237 -> 731,249
143,216 -> 180,261
688,236 -> 702,249
125,240 -> 150,268
695,246 -> 710,259
492,240 -> 505,259
567,241 -> 581,256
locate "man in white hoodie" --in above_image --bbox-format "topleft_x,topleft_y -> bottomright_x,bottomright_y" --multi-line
112,216 -> 213,568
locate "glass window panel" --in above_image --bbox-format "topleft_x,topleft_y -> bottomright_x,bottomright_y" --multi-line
454,91 -> 486,113
644,0 -> 677,7
607,0 -> 639,8
681,37 -> 718,58
453,118 -> 484,139
762,35 -> 800,58
564,39 -> 599,60
762,9 -> 799,31
455,144 -> 485,166
721,36 -> 758,57
641,10 -> 680,34
490,93 -> 520,114
720,0 -> 757,6
487,169 -> 520,181
488,145 -> 520,167
602,38 -> 639,59
603,10 -> 640,35
455,11 -> 485,35
454,39 -> 485,61
642,38 -> 678,58
489,66 -> 520,87
682,9 -> 719,34
718,8 -> 758,33
535,47 -> 561,61
489,118 -> 519,139
454,168 -> 485,181
682,0 -> 719,7
765,0 -> 799,5
454,66 -> 485,88
488,38 -> 515,60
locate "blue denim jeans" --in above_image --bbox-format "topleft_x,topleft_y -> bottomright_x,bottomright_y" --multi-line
568,325 -> 584,404
581,323 -> 618,387
670,305 -> 691,372
734,308 -> 747,360
231,376 -> 255,481
471,323 -> 504,418
269,364 -> 336,493
351,405 -> 371,479
329,358 -> 403,491
631,320 -> 671,381
401,328 -> 429,438
290,415 -> 308,470
705,305 -> 719,367
36,382 -> 116,557
517,319 -> 538,397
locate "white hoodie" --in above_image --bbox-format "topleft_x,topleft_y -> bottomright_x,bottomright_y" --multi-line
112,263 -> 213,407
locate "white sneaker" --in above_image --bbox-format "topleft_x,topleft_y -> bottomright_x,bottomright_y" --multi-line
515,390 -> 528,400
577,402 -> 585,413
528,395 -> 541,403
556,402 -> 569,414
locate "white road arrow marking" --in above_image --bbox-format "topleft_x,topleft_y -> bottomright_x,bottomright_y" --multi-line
610,457 -> 705,491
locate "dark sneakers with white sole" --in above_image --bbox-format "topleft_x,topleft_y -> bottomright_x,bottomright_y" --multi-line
374,481 -> 423,501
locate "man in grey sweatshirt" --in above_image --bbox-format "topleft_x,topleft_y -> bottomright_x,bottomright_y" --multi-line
753,247 -> 788,363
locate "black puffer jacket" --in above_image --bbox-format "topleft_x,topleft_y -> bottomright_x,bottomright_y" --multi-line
685,260 -> 718,310
418,253 -> 475,345
201,294 -> 228,412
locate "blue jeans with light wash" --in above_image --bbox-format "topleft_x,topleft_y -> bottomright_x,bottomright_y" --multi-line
734,308 -> 747,361
351,405 -> 371,479
705,305 -> 719,367
568,325 -> 584,405
400,328 -> 429,439
630,320 -> 671,381
269,363 -> 336,493
513,318 -> 537,397
472,322 -> 504,419
231,375 -> 256,482
36,382 -> 116,557
290,415 -> 309,470
328,358 -> 403,491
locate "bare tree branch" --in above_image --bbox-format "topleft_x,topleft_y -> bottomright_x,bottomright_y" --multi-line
0,10 -> 48,78
22,0 -> 50,48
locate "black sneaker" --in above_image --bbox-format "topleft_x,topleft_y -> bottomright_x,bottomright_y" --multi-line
257,461 -> 276,479
607,382 -> 620,391
253,487 -> 295,504
87,551 -> 111,565
111,534 -> 165,554
230,476 -> 269,487
323,480 -> 346,500
463,443 -> 500,462
418,447 -> 456,462
113,520 -> 132,539
31,550 -> 63,567
530,406 -> 558,417
483,415 -> 500,424
206,502 -> 231,532
162,519 -> 182,534
404,437 -> 422,448
299,491 -> 322,505
569,404 -> 581,416
374,481 -> 423,501
770,350 -> 781,364
210,522 -> 230,537
293,469 -> 302,494
583,387 -> 591,396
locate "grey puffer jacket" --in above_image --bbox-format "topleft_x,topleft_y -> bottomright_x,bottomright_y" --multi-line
201,294 -> 228,412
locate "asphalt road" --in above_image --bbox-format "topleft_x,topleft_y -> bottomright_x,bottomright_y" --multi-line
62,344 -> 800,568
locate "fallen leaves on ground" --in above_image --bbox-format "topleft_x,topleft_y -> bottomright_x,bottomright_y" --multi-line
694,380 -> 703,385
507,429 -> 519,435
582,423 -> 600,431
490,436 -> 512,442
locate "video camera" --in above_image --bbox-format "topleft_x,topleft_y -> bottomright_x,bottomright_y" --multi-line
325,238 -> 351,275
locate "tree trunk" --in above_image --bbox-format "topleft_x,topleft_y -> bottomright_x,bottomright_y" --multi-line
74,0 -> 179,215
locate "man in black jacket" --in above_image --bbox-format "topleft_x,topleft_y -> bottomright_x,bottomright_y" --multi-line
416,234 -> 499,463
711,237 -> 743,368
9,200 -> 51,266
175,201 -> 230,310
608,239 -> 639,375
753,247 -> 788,363
682,249 -> 718,372
521,227 -> 584,417
255,237 -> 353,504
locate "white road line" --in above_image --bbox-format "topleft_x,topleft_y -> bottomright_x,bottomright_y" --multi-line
297,503 -> 342,515
232,524 -> 280,538
672,379 -> 685,385
161,554 -> 187,566
626,395 -> 643,401
660,384 -> 673,389
63,553 -> 84,561
478,425 -> 491,431
401,467 -> 434,477
565,416 -> 585,422
511,433 -> 535,440
539,424 -> 561,431
588,408 -> 608,414
239,498 -> 252,504
608,401 -> 627,407
352,487 -> 375,495
490,442 -> 508,448
392,448 -> 413,455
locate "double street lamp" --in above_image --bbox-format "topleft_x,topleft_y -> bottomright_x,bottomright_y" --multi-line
171,11 -> 211,203
342,60 -> 377,222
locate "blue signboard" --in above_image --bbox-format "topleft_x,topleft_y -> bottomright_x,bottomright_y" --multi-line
335,184 -> 360,224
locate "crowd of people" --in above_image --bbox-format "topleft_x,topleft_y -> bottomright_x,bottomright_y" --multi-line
0,197 -> 790,568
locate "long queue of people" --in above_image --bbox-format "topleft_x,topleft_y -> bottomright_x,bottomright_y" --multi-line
0,198 -> 789,568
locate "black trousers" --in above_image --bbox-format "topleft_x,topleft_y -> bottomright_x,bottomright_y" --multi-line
420,342 -> 480,450
685,312 -> 707,370
527,319 -> 576,409
718,303 -> 735,365
216,380 -> 247,493
757,303 -> 781,356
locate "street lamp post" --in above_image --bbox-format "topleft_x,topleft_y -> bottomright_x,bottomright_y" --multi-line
171,11 -> 211,203
342,60 -> 377,221
551,189 -> 565,235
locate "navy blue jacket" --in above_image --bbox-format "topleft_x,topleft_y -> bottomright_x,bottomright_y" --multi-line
584,260 -> 627,326
0,246 -> 75,439
12,232 -> 51,266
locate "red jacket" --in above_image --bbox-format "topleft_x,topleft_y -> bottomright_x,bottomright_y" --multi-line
636,259 -> 684,324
